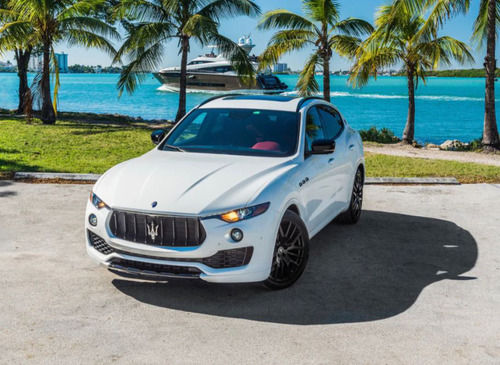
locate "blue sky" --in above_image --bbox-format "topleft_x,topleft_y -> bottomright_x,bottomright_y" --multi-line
2,0 -> 495,70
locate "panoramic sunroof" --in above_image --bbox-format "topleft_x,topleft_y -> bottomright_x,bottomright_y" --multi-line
224,95 -> 296,102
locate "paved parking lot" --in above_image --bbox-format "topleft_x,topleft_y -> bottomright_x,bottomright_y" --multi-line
0,181 -> 499,364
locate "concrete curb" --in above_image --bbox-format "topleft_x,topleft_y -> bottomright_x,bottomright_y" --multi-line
13,172 -> 461,185
14,172 -> 102,181
366,177 -> 460,185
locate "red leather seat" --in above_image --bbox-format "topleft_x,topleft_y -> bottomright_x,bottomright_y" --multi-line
252,141 -> 281,151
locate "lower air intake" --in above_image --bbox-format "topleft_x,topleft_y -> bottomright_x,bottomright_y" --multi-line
88,230 -> 114,255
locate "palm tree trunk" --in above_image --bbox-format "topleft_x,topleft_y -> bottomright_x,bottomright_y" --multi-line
403,67 -> 416,144
323,56 -> 331,102
482,0 -> 500,151
15,49 -> 31,115
40,39 -> 56,124
175,36 -> 189,123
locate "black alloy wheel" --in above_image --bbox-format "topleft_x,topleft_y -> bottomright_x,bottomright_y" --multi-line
264,210 -> 309,289
337,167 -> 364,224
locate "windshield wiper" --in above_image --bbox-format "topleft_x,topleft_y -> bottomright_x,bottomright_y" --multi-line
164,144 -> 186,152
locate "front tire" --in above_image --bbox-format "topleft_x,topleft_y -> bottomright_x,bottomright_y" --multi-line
337,167 -> 364,224
264,211 -> 309,290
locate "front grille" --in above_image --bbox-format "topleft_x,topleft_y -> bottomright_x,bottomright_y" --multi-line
109,210 -> 206,247
88,231 -> 114,255
110,259 -> 202,277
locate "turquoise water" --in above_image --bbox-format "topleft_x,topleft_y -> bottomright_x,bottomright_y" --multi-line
0,73 -> 497,144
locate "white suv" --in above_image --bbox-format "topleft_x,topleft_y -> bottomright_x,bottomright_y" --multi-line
85,95 -> 365,289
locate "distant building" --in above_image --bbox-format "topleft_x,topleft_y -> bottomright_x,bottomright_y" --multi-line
93,65 -> 102,73
273,63 -> 288,73
29,53 -> 68,73
30,55 -> 42,72
54,52 -> 68,73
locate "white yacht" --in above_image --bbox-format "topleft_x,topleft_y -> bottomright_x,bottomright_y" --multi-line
153,36 -> 288,93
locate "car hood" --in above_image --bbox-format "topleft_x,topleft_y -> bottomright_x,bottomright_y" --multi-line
94,149 -> 294,215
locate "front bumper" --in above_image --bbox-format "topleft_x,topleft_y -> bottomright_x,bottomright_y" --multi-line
85,201 -> 279,283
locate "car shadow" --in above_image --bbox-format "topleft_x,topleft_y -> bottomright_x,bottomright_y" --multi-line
0,180 -> 17,198
112,210 -> 478,325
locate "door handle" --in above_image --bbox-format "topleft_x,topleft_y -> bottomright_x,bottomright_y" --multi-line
349,144 -> 355,151
328,158 -> 335,164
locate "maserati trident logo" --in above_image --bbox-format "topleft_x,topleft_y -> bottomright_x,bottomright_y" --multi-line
147,221 -> 159,241
151,201 -> 158,208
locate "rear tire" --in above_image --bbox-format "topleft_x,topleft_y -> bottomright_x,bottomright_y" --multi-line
264,211 -> 309,290
337,167 -> 364,224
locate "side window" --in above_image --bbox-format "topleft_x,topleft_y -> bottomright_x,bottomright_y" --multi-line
305,106 -> 325,151
318,106 -> 344,140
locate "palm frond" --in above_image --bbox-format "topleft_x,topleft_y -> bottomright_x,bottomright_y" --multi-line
58,0 -> 108,19
117,42 -> 165,95
199,0 -> 260,22
113,0 -> 169,23
258,29 -> 315,70
303,0 -> 340,25
114,21 -> 174,65
329,34 -> 362,58
65,29 -> 117,57
349,40 -> 400,88
471,0 -> 500,50
0,20 -> 35,51
332,18 -> 374,37
416,35 -> 474,69
258,9 -> 315,31
59,16 -> 121,40
182,14 -> 218,44
297,51 -> 320,96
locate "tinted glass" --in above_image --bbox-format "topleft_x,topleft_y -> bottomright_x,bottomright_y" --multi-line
163,108 -> 299,157
305,107 -> 325,150
318,106 -> 344,140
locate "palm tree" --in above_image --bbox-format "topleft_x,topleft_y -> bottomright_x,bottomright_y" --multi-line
0,0 -> 119,124
115,0 -> 260,123
349,1 -> 473,144
389,0 -> 499,150
257,0 -> 373,102
471,0 -> 499,150
0,0 -> 33,114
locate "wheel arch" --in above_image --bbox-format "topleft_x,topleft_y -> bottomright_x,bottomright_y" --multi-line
357,163 -> 365,183
286,204 -> 300,216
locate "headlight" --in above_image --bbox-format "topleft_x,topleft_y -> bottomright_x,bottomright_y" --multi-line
90,192 -> 108,209
217,202 -> 270,223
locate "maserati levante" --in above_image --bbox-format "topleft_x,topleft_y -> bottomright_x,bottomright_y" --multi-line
85,95 -> 364,289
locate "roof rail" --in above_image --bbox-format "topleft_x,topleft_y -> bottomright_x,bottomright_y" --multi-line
198,93 -> 243,107
296,96 -> 324,112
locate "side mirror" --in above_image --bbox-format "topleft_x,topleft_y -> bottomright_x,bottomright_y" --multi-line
151,129 -> 166,145
311,139 -> 335,154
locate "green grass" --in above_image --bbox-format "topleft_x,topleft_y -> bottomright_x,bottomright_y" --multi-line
0,119 -> 156,174
366,153 -> 500,183
1,119 -> 499,183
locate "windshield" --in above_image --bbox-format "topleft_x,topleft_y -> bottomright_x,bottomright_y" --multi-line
162,108 -> 299,157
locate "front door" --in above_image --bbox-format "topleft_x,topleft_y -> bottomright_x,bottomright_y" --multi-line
298,106 -> 342,233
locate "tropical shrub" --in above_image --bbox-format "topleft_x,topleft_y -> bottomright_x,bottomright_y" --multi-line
359,126 -> 400,144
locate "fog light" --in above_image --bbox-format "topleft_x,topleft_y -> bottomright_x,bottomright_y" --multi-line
89,214 -> 98,226
231,228 -> 243,242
